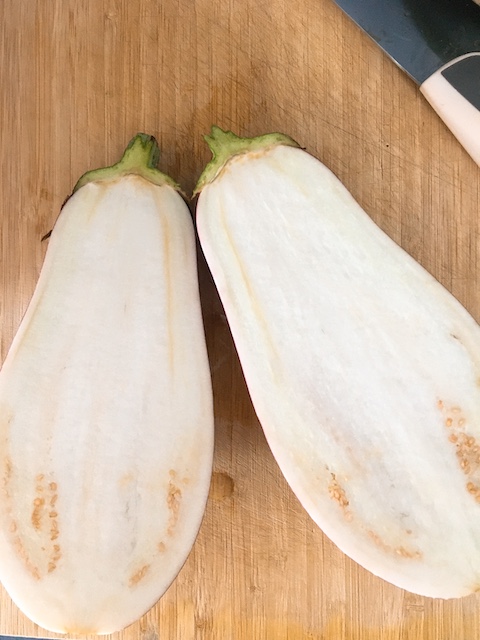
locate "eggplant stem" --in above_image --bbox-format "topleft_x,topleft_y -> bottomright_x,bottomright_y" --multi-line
194,126 -> 300,195
72,133 -> 180,194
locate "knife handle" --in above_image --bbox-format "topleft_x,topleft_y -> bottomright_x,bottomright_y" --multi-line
420,53 -> 480,167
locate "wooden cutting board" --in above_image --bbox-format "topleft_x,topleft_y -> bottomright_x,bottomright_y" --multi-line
1,0 -> 480,638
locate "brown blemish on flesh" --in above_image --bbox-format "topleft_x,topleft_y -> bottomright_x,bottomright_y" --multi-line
395,546 -> 422,559
165,469 -> 190,536
439,400 -> 480,502
129,564 -> 150,587
47,478 -> 60,548
50,517 -> 59,541
118,472 -> 134,489
3,457 -> 12,485
120,469 -> 188,554
48,544 -> 62,573
167,477 -> 182,537
31,474 -> 47,530
3,460 -> 41,578
328,473 -> 353,522
13,535 -> 41,580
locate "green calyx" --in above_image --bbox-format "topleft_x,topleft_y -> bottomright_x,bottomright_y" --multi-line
194,126 -> 300,195
73,133 -> 180,193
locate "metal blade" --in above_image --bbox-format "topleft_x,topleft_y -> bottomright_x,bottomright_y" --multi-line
333,0 -> 480,83
0,634 -> 52,640
0,636 -> 56,640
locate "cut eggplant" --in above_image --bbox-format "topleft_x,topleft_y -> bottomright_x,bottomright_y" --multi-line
0,135 -> 214,633
195,126 -> 480,598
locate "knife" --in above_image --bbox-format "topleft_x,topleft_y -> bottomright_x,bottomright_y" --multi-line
331,0 -> 480,166
0,637 -> 53,640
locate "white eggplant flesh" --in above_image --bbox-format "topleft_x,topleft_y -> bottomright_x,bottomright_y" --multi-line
196,127 -> 480,599
0,135 -> 214,634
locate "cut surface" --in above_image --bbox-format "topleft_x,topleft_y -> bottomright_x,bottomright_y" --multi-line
0,173 -> 213,633
196,138 -> 480,598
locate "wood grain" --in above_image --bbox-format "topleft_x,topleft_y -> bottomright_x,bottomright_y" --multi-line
1,0 -> 480,638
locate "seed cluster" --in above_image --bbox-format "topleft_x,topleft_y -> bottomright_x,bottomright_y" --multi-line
327,471 -> 422,560
5,469 -> 62,578
328,474 -> 349,508
33,474 -> 62,574
127,470 -> 189,589
439,399 -> 480,501
367,529 -> 422,559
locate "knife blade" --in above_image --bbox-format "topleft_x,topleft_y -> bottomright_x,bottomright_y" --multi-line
0,637 -> 54,640
332,0 -> 480,166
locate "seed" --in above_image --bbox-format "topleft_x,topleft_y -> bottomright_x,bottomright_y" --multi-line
445,418 -> 453,427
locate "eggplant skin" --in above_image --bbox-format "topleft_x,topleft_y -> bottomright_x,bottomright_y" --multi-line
0,174 -> 214,633
196,131 -> 480,599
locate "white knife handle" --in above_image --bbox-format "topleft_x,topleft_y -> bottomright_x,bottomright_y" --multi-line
420,52 -> 480,167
